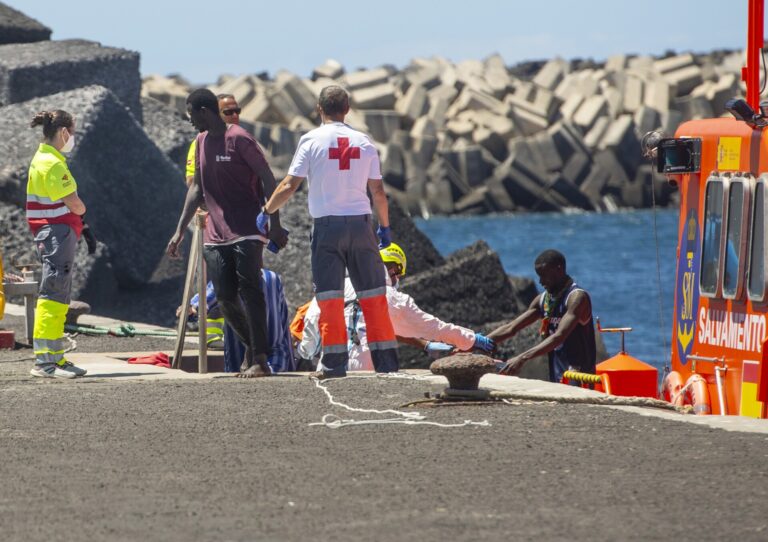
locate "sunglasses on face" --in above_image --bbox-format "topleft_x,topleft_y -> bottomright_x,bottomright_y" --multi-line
221,107 -> 241,116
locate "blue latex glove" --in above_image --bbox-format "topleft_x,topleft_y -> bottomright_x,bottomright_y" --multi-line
256,211 -> 269,235
425,341 -> 454,359
377,225 -> 391,248
473,333 -> 495,353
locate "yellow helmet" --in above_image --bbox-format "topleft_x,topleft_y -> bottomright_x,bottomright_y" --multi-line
380,242 -> 407,276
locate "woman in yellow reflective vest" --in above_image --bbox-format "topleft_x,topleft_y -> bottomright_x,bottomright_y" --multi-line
26,110 -> 88,378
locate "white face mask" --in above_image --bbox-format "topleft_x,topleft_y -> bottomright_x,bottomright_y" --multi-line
61,129 -> 75,153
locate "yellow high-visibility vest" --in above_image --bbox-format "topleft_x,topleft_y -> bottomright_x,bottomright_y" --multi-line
26,143 -> 80,234
186,138 -> 196,180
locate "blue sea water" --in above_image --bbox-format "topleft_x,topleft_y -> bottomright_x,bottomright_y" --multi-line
415,209 -> 679,370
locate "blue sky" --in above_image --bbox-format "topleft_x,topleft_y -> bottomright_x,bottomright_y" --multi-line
11,0 -> 755,84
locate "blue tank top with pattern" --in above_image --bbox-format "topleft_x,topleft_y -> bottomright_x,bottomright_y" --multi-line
541,282 -> 596,382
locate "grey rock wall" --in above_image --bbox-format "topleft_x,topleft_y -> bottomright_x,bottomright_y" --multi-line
0,39 -> 142,121
0,86 -> 186,288
0,2 -> 50,44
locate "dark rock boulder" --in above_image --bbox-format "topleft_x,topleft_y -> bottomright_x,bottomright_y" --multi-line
141,96 -> 198,174
400,240 -> 520,330
0,2 -> 51,44
0,39 -> 142,122
0,86 -> 186,288
508,274 -> 538,314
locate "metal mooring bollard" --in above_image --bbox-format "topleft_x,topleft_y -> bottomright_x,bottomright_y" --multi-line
430,353 -> 497,391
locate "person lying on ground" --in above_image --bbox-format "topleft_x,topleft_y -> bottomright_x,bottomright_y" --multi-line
182,269 -> 295,374
297,243 -> 495,371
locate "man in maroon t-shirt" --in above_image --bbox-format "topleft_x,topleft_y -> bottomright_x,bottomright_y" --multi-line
167,88 -> 288,377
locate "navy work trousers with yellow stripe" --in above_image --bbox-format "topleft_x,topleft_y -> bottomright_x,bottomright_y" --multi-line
311,214 -> 398,376
32,224 -> 76,366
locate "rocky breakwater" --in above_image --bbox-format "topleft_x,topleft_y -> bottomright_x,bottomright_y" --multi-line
0,5 -> 189,323
144,47 -> 746,216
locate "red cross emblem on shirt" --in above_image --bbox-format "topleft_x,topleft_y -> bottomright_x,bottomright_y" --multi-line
328,137 -> 360,170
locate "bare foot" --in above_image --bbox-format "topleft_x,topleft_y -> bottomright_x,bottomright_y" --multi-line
240,347 -> 252,373
237,364 -> 270,378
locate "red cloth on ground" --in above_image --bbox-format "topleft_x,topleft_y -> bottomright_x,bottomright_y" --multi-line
127,352 -> 171,369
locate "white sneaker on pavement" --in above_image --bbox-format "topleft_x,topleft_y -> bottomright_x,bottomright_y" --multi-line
58,361 -> 87,377
30,364 -> 77,379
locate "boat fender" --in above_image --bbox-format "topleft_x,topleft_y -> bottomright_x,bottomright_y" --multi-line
663,370 -> 685,407
684,374 -> 711,415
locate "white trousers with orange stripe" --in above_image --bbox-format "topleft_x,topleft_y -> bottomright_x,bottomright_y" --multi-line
311,215 -> 398,376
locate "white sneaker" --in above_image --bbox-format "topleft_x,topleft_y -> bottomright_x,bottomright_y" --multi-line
30,364 -> 77,379
58,361 -> 87,377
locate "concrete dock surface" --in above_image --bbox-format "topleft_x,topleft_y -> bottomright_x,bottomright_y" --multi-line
1,307 -> 767,541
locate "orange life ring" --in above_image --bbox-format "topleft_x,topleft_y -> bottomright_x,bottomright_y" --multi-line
663,370 -> 685,407
684,374 -> 712,415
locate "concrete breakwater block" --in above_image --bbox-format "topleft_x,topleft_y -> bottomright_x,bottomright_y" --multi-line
141,96 -> 198,174
344,67 -> 391,91
363,110 -> 402,143
381,142 -> 406,191
493,153 -> 562,212
0,86 -> 185,287
443,145 -> 496,189
352,83 -> 397,110
0,2 -> 51,44
430,353 -> 497,391
0,40 -> 142,122
598,114 -> 641,180
532,58 -> 568,91
312,59 -> 344,81
133,40 -> 753,214
275,73 -> 317,119
141,74 -> 189,115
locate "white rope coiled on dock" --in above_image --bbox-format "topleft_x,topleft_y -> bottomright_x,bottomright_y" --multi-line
308,374 -> 491,429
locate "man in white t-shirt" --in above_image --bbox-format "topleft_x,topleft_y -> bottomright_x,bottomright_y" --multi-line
260,85 -> 398,378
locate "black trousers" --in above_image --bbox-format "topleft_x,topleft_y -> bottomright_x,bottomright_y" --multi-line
203,240 -> 268,360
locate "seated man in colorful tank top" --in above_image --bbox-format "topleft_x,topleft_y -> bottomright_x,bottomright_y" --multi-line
488,249 -> 596,382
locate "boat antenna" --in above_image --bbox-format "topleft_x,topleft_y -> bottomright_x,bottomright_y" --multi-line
642,131 -> 671,374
